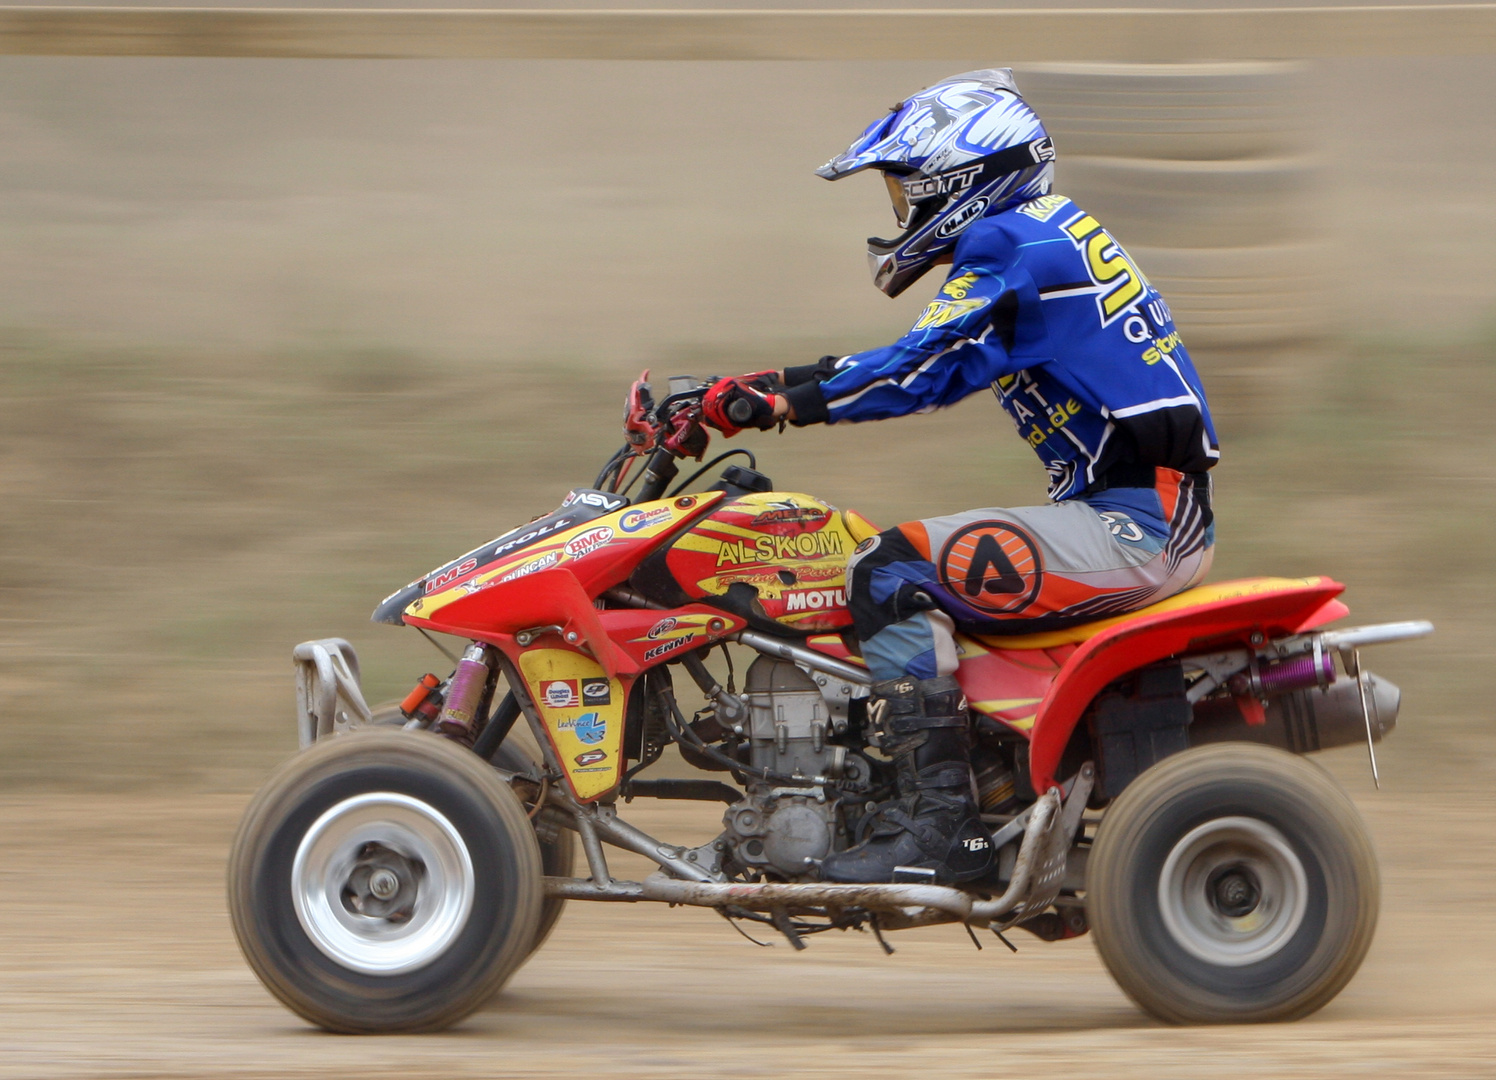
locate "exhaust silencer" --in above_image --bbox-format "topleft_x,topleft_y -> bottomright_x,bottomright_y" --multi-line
1191,672 -> 1399,754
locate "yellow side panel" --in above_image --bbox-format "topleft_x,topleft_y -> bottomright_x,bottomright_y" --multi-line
517,649 -> 626,802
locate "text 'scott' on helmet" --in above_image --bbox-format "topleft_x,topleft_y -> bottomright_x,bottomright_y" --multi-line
818,69 -> 1055,298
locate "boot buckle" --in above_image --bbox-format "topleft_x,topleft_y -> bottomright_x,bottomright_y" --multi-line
892,866 -> 937,884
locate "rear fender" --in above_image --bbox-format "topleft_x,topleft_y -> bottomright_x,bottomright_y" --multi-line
1027,578 -> 1347,793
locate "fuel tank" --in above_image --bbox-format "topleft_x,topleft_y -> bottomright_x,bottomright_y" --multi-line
631,491 -> 873,633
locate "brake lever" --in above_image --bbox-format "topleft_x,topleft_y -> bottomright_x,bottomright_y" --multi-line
661,407 -> 709,460
653,378 -> 716,420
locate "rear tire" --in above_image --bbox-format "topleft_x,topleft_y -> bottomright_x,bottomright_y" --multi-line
1087,743 -> 1378,1024
228,729 -> 542,1033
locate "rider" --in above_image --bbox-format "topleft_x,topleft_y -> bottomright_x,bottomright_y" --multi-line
698,69 -> 1219,886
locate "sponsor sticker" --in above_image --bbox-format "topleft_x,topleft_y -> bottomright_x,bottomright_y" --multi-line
499,550 -> 560,583
750,503 -> 829,527
714,529 -> 844,569
941,271 -> 980,299
581,679 -> 611,706
425,558 -> 478,594
558,712 -> 607,744
541,680 -> 580,709
784,588 -> 846,612
565,526 -> 614,560
619,506 -> 674,533
1016,194 -> 1072,223
936,197 -> 988,239
644,637 -> 693,662
573,749 -> 608,767
646,617 -> 679,640
563,489 -> 627,510
912,296 -> 992,332
902,162 -> 981,202
1098,511 -> 1146,544
490,518 -> 569,559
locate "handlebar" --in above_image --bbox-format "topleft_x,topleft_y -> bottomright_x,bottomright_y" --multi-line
599,372 -> 714,500
603,371 -> 764,503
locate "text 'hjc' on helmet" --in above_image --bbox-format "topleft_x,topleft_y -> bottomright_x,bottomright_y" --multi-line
817,69 -> 1055,298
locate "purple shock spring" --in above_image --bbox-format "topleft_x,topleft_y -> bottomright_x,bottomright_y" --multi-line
436,648 -> 490,737
1257,650 -> 1336,695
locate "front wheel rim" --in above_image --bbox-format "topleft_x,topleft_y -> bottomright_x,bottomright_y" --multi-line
1157,815 -> 1308,968
291,792 -> 475,975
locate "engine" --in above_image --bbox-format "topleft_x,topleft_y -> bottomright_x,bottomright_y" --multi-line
720,657 -> 869,879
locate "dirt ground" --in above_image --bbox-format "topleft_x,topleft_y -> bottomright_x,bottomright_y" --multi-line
1,769 -> 1492,1079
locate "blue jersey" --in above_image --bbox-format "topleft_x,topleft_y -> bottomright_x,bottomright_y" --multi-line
781,194 -> 1219,502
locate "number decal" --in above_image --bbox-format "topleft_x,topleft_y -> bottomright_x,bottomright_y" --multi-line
1062,212 -> 1147,326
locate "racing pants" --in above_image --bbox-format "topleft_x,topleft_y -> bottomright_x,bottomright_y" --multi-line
847,468 -> 1214,681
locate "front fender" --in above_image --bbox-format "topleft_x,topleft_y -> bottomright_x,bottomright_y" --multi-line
1027,577 -> 1347,793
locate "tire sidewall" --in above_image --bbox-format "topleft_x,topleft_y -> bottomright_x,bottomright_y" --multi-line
1089,745 -> 1377,1024
230,732 -> 542,1033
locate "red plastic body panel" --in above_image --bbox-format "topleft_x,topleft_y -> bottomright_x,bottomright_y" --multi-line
402,492 -> 726,628
1026,578 -> 1346,793
953,636 -> 1077,737
416,567 -> 639,676
410,567 -> 745,679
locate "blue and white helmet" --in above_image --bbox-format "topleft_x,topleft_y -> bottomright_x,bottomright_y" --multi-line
818,69 -> 1055,297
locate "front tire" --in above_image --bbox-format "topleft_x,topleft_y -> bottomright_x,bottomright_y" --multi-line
367,703 -> 574,954
1087,743 -> 1379,1024
228,729 -> 542,1033
491,740 -> 574,951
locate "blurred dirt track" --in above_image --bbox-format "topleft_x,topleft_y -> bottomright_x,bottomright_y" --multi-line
2,8 -> 1495,1075
0,783 -> 1492,1077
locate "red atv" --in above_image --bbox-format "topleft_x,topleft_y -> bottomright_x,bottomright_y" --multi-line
228,372 -> 1431,1033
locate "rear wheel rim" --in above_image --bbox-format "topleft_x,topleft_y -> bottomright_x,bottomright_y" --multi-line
1157,815 -> 1307,967
291,792 -> 475,975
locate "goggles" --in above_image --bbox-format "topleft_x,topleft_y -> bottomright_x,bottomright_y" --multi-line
883,171 -> 914,230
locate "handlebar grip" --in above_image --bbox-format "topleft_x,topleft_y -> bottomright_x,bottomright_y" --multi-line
727,397 -> 756,425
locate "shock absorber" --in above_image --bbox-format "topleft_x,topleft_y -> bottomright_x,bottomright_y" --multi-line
1228,643 -> 1336,699
433,643 -> 493,746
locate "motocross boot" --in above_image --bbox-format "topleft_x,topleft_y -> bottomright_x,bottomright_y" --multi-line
819,675 -> 995,885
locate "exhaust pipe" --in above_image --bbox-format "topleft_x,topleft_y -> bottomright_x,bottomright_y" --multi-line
1191,672 -> 1399,753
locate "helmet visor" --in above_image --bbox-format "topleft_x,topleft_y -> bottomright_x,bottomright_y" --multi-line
883,171 -> 913,230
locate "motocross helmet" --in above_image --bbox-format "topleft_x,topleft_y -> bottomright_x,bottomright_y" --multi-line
818,69 -> 1055,298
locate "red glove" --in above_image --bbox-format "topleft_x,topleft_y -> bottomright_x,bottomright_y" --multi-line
702,372 -> 783,436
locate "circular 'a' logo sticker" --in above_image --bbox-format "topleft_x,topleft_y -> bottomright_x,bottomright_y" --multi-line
937,521 -> 1043,615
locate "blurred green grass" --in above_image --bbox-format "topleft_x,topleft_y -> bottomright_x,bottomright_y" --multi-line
1,329 -> 1491,792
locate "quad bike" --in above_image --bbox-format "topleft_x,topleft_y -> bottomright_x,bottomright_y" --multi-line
228,372 -> 1432,1033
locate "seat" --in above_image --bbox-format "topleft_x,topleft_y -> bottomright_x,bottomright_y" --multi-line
972,577 -> 1340,651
